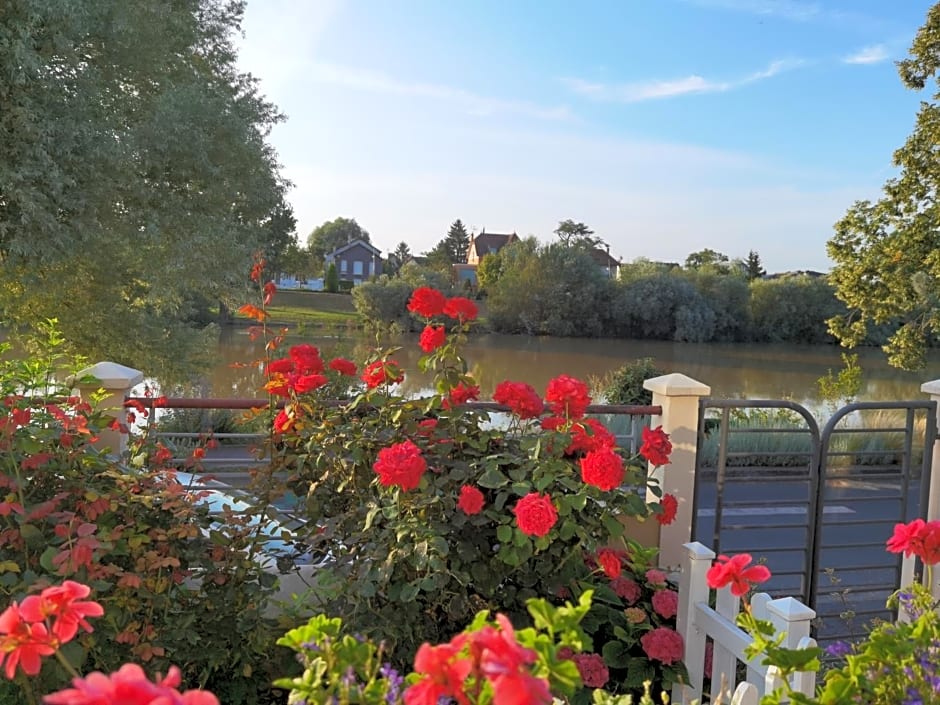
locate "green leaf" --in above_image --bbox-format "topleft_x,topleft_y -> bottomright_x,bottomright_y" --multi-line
477,467 -> 510,488
496,524 -> 513,543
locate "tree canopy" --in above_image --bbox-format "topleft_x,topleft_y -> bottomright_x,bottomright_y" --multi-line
827,3 -> 940,370
0,0 -> 289,378
553,219 -> 605,249
306,217 -> 371,269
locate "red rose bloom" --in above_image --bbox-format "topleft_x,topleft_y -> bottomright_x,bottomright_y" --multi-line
444,381 -> 480,409
361,360 -> 404,389
513,493 -> 557,537
493,381 -> 544,420
373,440 -> 427,491
328,357 -> 357,376
443,296 -> 478,322
291,373 -> 327,394
580,446 -> 625,491
596,549 -> 622,579
457,485 -> 485,515
289,343 -> 323,375
264,375 -> 291,398
266,357 -> 294,375
571,653 -> 609,688
640,425 -> 672,466
407,287 -> 447,318
419,325 -> 447,353
640,627 -> 684,665
706,554 -> 771,597
652,589 -> 679,619
657,493 -> 678,526
609,577 -> 641,604
273,408 -> 294,434
567,418 -> 615,456
544,375 -> 591,419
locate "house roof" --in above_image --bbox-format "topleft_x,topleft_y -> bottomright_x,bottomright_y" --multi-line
588,247 -> 620,268
469,230 -> 518,259
325,238 -> 382,258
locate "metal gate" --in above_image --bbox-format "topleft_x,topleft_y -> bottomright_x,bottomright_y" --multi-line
693,399 -> 936,643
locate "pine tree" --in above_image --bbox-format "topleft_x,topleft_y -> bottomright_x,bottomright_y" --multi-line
444,219 -> 470,264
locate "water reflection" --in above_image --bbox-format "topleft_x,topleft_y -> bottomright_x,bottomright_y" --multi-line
183,328 -> 940,407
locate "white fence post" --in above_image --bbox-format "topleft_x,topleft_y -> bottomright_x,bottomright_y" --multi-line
919,379 -> 940,600
644,374 -> 711,569
674,541 -> 715,705
767,596 -> 817,699
75,361 -> 144,457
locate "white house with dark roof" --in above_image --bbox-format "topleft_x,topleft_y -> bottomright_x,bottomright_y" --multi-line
324,239 -> 383,285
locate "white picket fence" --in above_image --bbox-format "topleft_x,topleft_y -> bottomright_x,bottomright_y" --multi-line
673,542 -> 818,705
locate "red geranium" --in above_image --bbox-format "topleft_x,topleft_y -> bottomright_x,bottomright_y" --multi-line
406,640 -> 472,705
407,287 -> 447,318
580,446 -> 625,491
706,553 -> 771,597
596,549 -> 622,579
656,493 -> 678,526
44,664 -> 220,705
472,614 -> 552,705
544,375 -> 591,419
493,381 -> 544,420
513,493 -> 557,537
443,296 -> 478,322
373,440 -> 427,491
19,580 -> 103,643
289,344 -> 323,375
640,425 -> 672,466
0,603 -> 55,679
640,627 -> 684,665
419,325 -> 447,353
886,519 -> 940,565
444,381 -> 480,409
328,357 -> 357,376
361,360 -> 404,389
457,485 -> 485,515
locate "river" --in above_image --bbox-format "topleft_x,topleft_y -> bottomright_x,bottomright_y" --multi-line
185,327 -> 940,410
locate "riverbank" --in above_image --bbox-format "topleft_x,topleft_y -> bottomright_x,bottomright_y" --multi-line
233,289 -> 364,328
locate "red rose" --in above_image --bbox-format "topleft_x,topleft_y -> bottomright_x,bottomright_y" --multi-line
361,360 -> 404,389
652,589 -> 679,619
289,344 -> 323,375
513,493 -> 557,537
640,425 -> 672,466
493,381 -> 544,420
609,577 -> 641,604
656,493 -> 678,526
328,358 -> 357,376
544,375 -> 591,419
596,549 -> 622,579
273,408 -> 294,434
567,418 -> 615,456
571,653 -> 609,688
443,381 -> 480,409
419,325 -> 447,353
443,296 -> 478,322
373,440 -> 427,491
264,375 -> 291,398
640,627 -> 684,665
291,373 -> 327,394
580,446 -> 625,491
266,357 -> 293,375
407,287 -> 447,317
457,485 -> 485,515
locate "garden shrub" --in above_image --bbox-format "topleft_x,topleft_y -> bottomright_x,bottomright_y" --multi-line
601,358 -> 665,406
0,327 -> 285,703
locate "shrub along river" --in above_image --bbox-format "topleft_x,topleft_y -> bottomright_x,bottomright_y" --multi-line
185,327 -> 940,412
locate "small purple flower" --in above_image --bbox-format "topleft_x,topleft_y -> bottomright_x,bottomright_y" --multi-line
380,662 -> 404,704
825,640 -> 852,658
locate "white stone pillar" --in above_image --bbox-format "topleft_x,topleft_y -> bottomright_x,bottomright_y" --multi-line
919,379 -> 940,599
75,361 -> 144,457
644,373 -> 711,569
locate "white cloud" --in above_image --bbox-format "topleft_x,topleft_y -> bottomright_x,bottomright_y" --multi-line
562,59 -> 804,103
843,44 -> 890,65
308,62 -> 574,122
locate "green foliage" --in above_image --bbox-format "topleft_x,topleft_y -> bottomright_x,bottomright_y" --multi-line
555,220 -> 605,249
0,0 -> 288,378
613,274 -> 714,342
325,263 -> 340,293
748,276 -> 843,344
0,326 -> 285,703
426,219 -> 471,269
351,278 -> 415,331
826,4 -> 940,370
817,353 -> 863,411
680,269 -> 750,342
684,248 -> 730,272
397,261 -> 455,293
601,359 -> 665,406
745,250 -> 766,281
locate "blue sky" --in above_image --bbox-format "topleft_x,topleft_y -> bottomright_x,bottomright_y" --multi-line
237,0 -> 935,272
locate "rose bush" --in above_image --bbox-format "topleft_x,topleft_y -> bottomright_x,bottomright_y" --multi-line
262,285 -> 681,698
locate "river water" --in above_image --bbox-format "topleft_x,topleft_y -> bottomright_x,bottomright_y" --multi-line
193,327 -> 940,410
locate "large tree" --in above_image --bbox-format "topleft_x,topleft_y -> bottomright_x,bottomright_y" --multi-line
425,219 -> 470,270
0,0 -> 288,378
306,217 -> 370,270
827,3 -> 940,370
553,219 -> 605,249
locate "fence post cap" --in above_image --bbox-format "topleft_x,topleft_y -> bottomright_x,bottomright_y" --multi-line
767,596 -> 816,621
921,380 -> 940,396
683,541 -> 716,561
644,374 -> 711,397
76,361 -> 145,389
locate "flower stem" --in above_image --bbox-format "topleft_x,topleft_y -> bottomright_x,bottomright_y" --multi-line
55,649 -> 81,678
